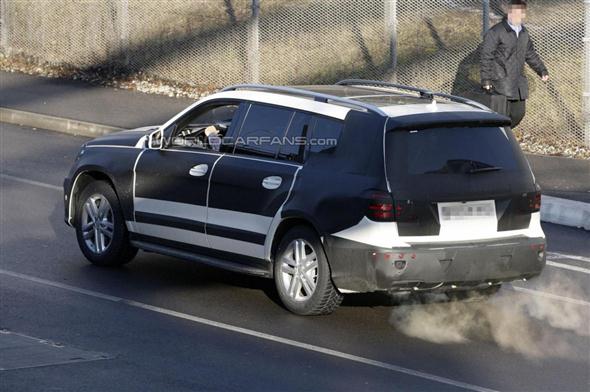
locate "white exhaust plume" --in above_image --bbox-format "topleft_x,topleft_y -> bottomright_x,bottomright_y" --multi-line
389,275 -> 589,359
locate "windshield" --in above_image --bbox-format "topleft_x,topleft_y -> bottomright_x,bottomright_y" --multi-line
386,126 -> 527,180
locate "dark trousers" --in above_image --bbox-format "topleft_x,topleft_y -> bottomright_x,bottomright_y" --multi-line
489,94 -> 526,128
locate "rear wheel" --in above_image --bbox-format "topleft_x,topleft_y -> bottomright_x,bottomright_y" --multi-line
75,181 -> 137,266
274,226 -> 343,315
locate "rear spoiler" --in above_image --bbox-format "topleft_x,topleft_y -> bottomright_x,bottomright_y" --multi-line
386,111 -> 512,131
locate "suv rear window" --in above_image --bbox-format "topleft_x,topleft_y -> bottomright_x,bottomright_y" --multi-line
308,116 -> 343,154
386,127 -> 525,179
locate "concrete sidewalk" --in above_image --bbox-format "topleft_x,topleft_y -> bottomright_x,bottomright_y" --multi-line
0,71 -> 192,129
526,155 -> 590,204
1,71 -> 589,229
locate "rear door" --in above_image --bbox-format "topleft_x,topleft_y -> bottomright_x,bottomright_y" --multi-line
385,126 -> 537,237
206,103 -> 310,260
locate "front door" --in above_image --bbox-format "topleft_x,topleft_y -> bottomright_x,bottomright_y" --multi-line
132,148 -> 222,250
131,101 -> 243,251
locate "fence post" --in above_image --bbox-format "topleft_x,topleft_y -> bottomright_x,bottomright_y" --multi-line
384,0 -> 398,82
247,0 -> 260,83
118,0 -> 129,66
584,0 -> 590,147
482,0 -> 490,35
1,0 -> 9,54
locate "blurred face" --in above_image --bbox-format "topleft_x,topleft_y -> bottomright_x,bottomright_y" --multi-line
507,5 -> 527,25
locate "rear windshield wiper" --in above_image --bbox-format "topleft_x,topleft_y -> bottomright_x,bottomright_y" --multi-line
424,159 -> 502,175
468,166 -> 502,174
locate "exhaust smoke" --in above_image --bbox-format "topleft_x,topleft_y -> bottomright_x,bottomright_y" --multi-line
389,275 -> 589,359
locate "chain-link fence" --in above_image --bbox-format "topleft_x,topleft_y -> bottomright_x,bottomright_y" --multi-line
0,0 -> 588,154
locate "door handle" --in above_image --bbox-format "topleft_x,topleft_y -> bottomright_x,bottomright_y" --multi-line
262,176 -> 282,190
189,164 -> 209,177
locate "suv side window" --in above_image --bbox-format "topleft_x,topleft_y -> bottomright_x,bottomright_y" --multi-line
170,102 -> 240,151
308,116 -> 343,155
278,112 -> 312,162
233,103 -> 294,158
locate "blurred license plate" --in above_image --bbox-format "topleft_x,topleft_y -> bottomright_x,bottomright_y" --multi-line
438,200 -> 496,222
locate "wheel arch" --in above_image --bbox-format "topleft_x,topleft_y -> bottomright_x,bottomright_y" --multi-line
68,169 -> 120,226
269,215 -> 325,264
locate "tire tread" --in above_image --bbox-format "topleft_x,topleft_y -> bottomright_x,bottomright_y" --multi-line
308,280 -> 344,315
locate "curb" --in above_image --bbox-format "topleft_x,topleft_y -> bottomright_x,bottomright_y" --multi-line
0,107 -> 123,137
1,106 -> 588,231
540,196 -> 590,231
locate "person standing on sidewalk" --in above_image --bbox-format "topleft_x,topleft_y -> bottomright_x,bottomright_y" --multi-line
480,0 -> 549,128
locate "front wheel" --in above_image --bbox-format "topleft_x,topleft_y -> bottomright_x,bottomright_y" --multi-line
75,180 -> 137,267
274,226 -> 343,316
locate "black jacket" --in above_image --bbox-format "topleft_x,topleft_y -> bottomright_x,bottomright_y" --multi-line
481,19 -> 548,100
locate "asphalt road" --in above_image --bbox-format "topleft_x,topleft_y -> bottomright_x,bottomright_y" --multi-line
1,123 -> 589,392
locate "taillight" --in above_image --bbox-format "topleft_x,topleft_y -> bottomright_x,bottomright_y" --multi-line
367,192 -> 394,221
366,192 -> 417,222
524,191 -> 541,212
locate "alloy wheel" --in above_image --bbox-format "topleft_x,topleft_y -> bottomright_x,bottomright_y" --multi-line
279,239 -> 319,302
81,193 -> 114,254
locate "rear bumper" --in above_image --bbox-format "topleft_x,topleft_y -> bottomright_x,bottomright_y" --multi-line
325,235 -> 546,293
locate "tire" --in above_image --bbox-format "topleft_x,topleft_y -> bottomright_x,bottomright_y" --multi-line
447,284 -> 502,301
273,226 -> 343,316
74,180 -> 137,267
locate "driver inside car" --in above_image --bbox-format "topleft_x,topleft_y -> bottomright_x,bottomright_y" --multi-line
204,124 -> 226,151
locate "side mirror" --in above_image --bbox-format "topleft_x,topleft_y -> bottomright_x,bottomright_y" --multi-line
148,129 -> 164,150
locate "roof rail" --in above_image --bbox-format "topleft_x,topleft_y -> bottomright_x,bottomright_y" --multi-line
221,84 -> 386,116
336,79 -> 489,111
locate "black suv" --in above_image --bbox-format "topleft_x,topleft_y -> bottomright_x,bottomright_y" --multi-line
64,80 -> 546,315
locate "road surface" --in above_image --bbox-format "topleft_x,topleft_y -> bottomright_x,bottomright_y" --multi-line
1,123 -> 589,391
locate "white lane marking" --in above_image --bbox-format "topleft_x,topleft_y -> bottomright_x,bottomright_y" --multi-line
546,261 -> 590,275
0,173 -> 61,191
509,285 -> 590,307
0,269 -> 497,392
547,252 -> 590,264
